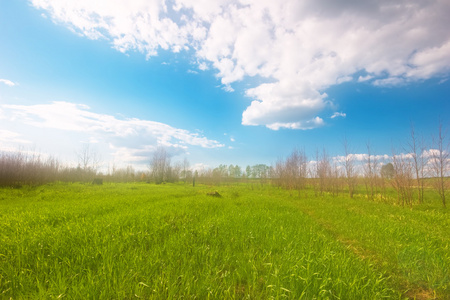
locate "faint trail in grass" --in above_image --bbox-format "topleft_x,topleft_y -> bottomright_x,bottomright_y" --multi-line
292,196 -> 447,300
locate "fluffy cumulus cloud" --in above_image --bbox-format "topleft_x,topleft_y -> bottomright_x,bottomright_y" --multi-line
31,0 -> 450,130
1,101 -> 224,163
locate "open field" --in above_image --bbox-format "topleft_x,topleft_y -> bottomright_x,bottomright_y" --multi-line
0,182 -> 448,299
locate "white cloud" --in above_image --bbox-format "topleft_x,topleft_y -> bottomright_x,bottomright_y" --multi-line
191,162 -> 210,173
0,129 -> 31,144
1,101 -> 224,163
422,148 -> 443,159
0,79 -> 16,86
407,41 -> 450,80
333,153 -> 391,164
266,117 -> 324,131
242,81 -> 327,129
358,75 -> 373,82
30,0 -> 450,129
88,137 -> 100,144
222,84 -> 234,92
331,112 -> 346,119
336,76 -> 353,84
373,77 -> 406,87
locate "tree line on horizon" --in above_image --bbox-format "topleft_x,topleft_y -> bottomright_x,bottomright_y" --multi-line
0,124 -> 448,207
271,124 -> 448,207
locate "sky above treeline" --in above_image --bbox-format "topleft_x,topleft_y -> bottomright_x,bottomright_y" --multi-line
1,0 -> 449,171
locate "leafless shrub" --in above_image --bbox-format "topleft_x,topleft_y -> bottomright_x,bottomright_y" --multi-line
76,144 -> 101,182
363,142 -> 380,201
0,150 -> 60,187
317,148 -> 331,195
391,149 -> 415,206
405,124 -> 427,203
342,137 -> 356,198
429,122 -> 449,207
107,165 -> 136,182
149,147 -> 172,184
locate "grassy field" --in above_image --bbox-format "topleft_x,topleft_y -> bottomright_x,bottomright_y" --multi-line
0,182 -> 448,299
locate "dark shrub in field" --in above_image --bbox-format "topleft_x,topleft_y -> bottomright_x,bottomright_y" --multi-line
92,178 -> 103,185
207,190 -> 222,197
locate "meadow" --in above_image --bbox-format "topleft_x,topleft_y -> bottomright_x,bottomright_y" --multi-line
0,182 -> 448,299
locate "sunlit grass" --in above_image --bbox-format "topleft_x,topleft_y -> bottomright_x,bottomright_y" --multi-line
0,182 -> 447,298
289,191 -> 449,298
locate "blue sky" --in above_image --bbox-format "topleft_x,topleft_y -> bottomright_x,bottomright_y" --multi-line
1,0 -> 449,171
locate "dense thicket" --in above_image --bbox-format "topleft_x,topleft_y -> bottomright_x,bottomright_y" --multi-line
0,151 -> 60,187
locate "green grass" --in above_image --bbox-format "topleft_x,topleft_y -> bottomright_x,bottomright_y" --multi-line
288,192 -> 449,299
0,182 -> 448,299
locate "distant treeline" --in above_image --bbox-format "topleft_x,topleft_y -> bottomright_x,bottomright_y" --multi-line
1,124 -> 448,207
0,151 -> 98,187
270,124 -> 449,208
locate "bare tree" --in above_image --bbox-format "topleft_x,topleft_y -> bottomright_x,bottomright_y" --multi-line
76,144 -> 101,181
273,157 -> 286,188
297,150 -> 309,190
110,165 -> 135,182
317,148 -> 331,195
363,142 -> 379,201
181,157 -> 191,183
406,124 -> 427,203
149,146 -> 171,184
430,122 -> 449,207
311,149 -> 321,196
380,162 -> 394,201
170,161 -> 181,182
342,137 -> 356,198
391,149 -> 414,207
77,144 -> 101,171
330,160 -> 342,197
283,149 -> 308,190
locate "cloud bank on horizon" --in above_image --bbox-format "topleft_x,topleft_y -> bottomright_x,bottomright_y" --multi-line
30,0 -> 450,130
0,102 -> 224,164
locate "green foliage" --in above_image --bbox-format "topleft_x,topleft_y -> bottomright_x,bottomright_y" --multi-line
380,163 -> 395,179
0,183 -> 447,298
